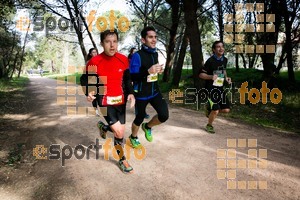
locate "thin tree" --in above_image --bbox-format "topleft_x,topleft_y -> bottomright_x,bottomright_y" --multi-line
183,0 -> 204,88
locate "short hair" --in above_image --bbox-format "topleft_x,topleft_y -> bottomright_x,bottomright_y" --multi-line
141,26 -> 156,39
100,29 -> 119,42
212,41 -> 224,50
129,47 -> 136,54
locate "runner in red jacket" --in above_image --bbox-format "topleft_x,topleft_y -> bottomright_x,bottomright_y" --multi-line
81,29 -> 135,174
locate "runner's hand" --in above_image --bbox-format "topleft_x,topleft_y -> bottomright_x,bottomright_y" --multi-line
226,77 -> 232,84
148,64 -> 164,74
127,94 -> 135,108
158,65 -> 164,74
212,75 -> 218,80
87,91 -> 96,102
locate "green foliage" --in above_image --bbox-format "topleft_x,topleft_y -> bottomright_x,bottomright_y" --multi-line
7,143 -> 24,166
0,77 -> 29,116
0,1 -> 21,79
23,36 -> 84,74
226,68 -> 264,86
0,77 -> 29,92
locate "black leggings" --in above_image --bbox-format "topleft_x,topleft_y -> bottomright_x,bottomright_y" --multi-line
133,93 -> 169,126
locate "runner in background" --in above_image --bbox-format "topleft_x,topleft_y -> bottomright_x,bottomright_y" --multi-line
199,41 -> 232,134
86,48 -> 100,116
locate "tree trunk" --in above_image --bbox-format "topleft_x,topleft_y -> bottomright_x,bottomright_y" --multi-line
258,0 -> 281,82
215,0 -> 223,41
183,0 -> 204,89
77,6 -> 97,51
18,16 -> 32,78
281,0 -> 295,82
172,29 -> 188,87
10,51 -> 20,79
240,54 -> 246,69
163,0 -> 180,82
65,0 -> 87,61
248,54 -> 257,69
275,46 -> 286,75
232,1 -> 239,72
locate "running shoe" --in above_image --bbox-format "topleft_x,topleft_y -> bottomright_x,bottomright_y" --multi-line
142,123 -> 153,142
129,135 -> 142,149
97,121 -> 107,139
206,124 -> 215,134
118,159 -> 134,174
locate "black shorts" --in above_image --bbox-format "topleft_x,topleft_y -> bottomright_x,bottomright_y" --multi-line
133,93 -> 169,126
208,88 -> 230,111
102,105 -> 126,126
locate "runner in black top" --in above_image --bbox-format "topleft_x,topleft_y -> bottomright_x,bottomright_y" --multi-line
128,26 -> 169,148
199,41 -> 232,133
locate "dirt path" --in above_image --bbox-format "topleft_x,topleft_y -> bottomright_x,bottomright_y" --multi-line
0,77 -> 299,200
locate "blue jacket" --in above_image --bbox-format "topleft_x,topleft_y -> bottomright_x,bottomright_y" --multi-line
129,45 -> 160,100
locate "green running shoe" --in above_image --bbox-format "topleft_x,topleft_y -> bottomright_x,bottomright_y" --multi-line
118,159 -> 134,174
142,123 -> 153,142
97,121 -> 107,139
129,135 -> 142,149
206,124 -> 215,134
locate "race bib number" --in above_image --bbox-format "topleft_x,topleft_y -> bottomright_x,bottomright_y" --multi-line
213,77 -> 224,87
147,73 -> 158,82
107,95 -> 123,105
213,69 -> 225,87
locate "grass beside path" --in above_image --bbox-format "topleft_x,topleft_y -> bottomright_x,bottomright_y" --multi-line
0,77 -> 29,116
0,77 -> 29,167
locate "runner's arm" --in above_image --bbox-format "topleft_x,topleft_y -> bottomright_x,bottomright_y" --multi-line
199,72 -> 215,80
129,53 -> 149,81
123,69 -> 134,95
199,59 -> 217,80
80,62 -> 98,97
223,70 -> 232,84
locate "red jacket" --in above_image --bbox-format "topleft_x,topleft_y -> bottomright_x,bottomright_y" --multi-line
86,52 -> 129,106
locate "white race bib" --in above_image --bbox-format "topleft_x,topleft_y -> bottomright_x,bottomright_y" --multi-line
213,77 -> 224,87
147,73 -> 158,82
212,69 -> 225,87
107,95 -> 123,105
